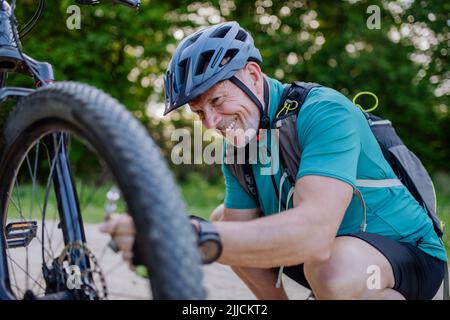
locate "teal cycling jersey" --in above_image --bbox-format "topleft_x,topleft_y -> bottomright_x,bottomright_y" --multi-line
222,76 -> 447,262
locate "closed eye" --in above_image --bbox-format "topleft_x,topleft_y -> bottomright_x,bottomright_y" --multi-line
211,96 -> 223,106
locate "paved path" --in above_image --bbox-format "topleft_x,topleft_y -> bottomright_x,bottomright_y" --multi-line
6,222 -> 446,300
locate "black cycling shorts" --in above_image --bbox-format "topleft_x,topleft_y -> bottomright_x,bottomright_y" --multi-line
282,231 -> 446,300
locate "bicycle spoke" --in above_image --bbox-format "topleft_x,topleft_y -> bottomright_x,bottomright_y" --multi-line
27,189 -> 55,257
29,265 -> 46,293
41,134 -> 64,259
13,175 -> 24,221
49,210 -> 59,244
26,140 -> 63,255
10,283 -> 25,298
6,192 -> 21,217
29,232 -> 56,261
12,157 -> 45,290
5,134 -> 66,297
51,237 -> 65,259
25,140 -> 41,219
12,174 -> 32,290
7,254 -> 45,291
6,251 -> 23,298
5,192 -> 54,259
7,237 -> 53,291
25,144 -> 41,290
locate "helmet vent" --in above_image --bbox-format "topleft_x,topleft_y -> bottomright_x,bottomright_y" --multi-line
220,49 -> 239,67
184,32 -> 203,48
177,59 -> 188,83
166,71 -> 178,94
189,32 -> 203,45
210,26 -> 232,38
195,50 -> 215,75
235,29 -> 248,42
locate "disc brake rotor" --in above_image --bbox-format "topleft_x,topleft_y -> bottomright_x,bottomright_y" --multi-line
56,241 -> 108,300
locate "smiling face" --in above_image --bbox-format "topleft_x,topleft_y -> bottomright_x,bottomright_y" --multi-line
188,62 -> 264,148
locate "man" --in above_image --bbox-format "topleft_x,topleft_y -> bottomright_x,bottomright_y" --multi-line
100,21 -> 446,300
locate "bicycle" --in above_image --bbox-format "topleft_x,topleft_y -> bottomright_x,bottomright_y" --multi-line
0,0 -> 206,300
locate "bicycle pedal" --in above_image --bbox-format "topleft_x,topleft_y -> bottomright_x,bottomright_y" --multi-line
5,221 -> 38,249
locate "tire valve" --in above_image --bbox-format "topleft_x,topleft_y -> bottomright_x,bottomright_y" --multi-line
105,186 -> 120,253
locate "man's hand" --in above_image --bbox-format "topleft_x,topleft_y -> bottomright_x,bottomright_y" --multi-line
99,213 -> 136,265
99,213 -> 222,266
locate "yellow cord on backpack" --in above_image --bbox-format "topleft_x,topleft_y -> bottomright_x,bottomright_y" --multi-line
276,100 -> 299,118
352,91 -> 379,113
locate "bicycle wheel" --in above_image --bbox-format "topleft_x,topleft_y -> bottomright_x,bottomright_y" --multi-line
0,81 -> 205,299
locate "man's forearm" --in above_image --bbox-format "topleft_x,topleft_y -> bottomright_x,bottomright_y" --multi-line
215,206 -> 333,268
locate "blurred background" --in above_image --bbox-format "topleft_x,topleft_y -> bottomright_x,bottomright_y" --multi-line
6,0 -> 449,248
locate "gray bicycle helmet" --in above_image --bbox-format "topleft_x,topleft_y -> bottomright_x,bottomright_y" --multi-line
164,21 -> 262,115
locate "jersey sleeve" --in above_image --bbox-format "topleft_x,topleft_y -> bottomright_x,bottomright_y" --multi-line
296,87 -> 361,188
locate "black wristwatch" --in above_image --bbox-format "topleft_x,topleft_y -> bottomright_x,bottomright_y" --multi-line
189,215 -> 223,264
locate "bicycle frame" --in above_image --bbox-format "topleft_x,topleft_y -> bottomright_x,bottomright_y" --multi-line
0,1 -> 86,299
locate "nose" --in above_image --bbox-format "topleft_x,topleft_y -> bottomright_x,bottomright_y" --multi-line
203,107 -> 221,129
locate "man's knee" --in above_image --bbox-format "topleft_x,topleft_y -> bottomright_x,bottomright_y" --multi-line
304,263 -> 357,299
210,203 -> 224,221
303,237 -> 375,299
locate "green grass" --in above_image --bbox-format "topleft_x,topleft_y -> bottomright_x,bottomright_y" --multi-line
6,180 -> 127,224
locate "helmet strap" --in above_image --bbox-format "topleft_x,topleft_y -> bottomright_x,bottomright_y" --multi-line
229,76 -> 270,129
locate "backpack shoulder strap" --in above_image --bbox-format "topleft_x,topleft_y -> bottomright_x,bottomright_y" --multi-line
273,82 -> 321,186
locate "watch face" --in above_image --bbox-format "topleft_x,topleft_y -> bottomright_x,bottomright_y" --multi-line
199,240 -> 220,264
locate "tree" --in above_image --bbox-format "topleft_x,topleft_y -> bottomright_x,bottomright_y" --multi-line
7,0 -> 448,179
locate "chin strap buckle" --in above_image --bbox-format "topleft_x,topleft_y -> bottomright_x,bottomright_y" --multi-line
260,115 -> 270,130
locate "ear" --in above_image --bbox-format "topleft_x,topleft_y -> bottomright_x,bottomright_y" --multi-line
243,62 -> 263,95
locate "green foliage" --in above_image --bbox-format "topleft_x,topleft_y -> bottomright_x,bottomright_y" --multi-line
180,172 -> 224,217
435,172 -> 450,253
3,0 -> 448,180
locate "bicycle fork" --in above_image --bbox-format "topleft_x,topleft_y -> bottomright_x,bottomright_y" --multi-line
42,133 -> 90,288
45,133 -> 86,246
